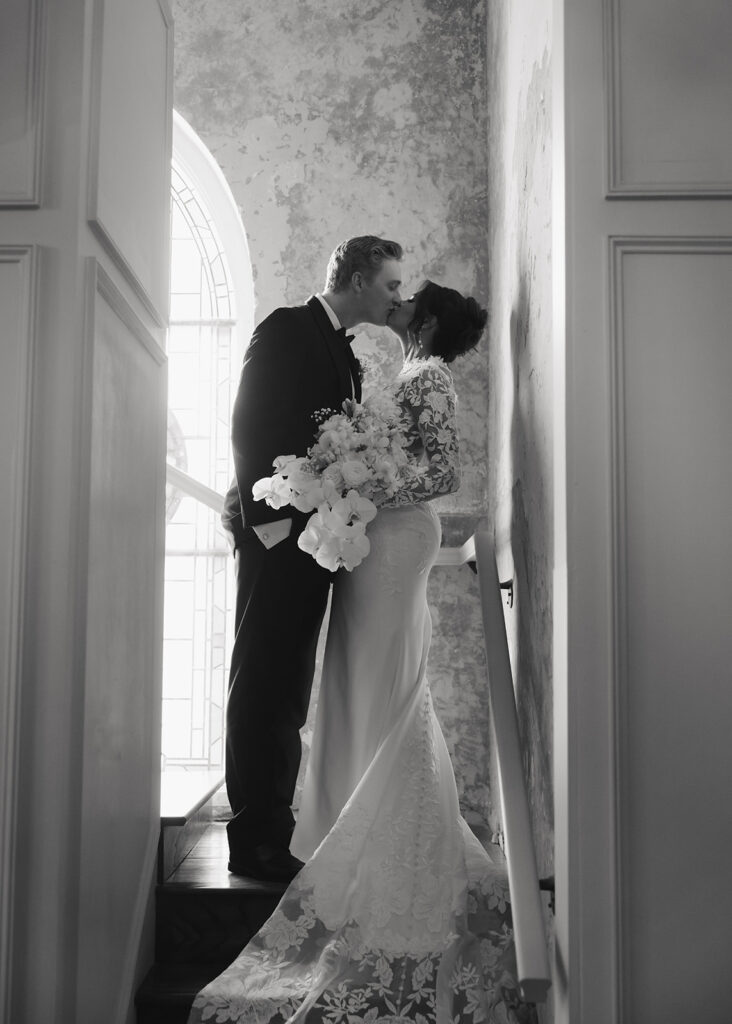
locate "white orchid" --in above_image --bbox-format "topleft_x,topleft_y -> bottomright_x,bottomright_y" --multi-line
286,465 -> 317,493
297,513 -> 328,557
319,504 -> 353,539
344,490 -> 377,524
251,474 -> 291,509
272,453 -> 300,473
290,489 -> 319,514
338,530 -> 370,571
312,536 -> 345,572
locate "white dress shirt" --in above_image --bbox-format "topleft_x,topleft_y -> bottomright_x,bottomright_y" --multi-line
315,293 -> 342,330
315,293 -> 356,398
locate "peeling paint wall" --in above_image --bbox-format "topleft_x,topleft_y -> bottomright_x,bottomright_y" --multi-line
485,0 -> 554,879
173,0 -> 498,822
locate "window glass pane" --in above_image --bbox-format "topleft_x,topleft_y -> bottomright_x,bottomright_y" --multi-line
162,158 -> 238,773
170,164 -> 233,322
162,501 -> 234,771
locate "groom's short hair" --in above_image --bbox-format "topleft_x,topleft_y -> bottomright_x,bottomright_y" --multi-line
325,236 -> 403,292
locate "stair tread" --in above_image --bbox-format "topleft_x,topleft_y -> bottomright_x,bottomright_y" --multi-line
136,962 -> 227,1004
165,821 -> 289,891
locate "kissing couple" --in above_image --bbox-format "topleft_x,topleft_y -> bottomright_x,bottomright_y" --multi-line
190,237 -> 536,1023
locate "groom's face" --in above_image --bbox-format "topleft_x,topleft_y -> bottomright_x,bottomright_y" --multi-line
357,259 -> 402,326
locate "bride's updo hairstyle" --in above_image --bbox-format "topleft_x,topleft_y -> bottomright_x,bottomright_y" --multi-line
410,281 -> 487,363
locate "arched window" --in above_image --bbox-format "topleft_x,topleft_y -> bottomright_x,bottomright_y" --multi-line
162,112 -> 253,773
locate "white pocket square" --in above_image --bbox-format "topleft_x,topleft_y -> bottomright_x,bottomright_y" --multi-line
252,518 -> 292,549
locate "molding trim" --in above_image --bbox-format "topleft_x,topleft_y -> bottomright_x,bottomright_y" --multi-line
92,259 -> 167,368
86,0 -> 173,326
112,820 -> 159,1024
0,0 -> 45,206
0,245 -> 38,1016
603,0 -> 622,199
80,258 -> 166,1020
608,235 -> 732,1018
603,0 -> 732,199
607,234 -> 628,1018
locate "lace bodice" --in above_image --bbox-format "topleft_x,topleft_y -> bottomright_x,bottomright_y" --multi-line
380,358 -> 460,508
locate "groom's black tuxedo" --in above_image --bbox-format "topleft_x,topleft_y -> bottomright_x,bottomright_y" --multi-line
222,296 -> 361,543
223,296 -> 360,867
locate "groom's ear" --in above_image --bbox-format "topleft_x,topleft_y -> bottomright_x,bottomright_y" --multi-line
351,271 -> 365,293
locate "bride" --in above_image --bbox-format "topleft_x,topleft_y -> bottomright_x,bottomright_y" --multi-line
188,282 -> 536,1024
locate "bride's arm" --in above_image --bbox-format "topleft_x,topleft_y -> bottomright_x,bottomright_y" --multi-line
381,364 -> 461,508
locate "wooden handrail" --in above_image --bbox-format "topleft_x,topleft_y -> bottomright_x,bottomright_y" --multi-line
166,463 -> 224,514
473,530 -> 552,1003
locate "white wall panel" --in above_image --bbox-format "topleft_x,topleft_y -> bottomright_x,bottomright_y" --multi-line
75,260 -> 166,1020
0,0 -> 44,205
611,240 -> 732,1017
606,0 -> 732,195
558,0 -> 732,1019
0,246 -> 36,1019
88,0 -> 173,323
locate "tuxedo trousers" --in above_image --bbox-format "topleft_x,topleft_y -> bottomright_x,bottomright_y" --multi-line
225,527 -> 331,856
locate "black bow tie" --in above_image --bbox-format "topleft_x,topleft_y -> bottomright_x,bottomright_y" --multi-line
333,326 -> 362,400
334,326 -> 355,345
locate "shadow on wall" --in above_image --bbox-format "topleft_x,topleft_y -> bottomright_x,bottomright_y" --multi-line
508,269 -> 554,879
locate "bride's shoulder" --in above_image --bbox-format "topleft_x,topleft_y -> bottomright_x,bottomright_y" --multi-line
397,357 -> 454,390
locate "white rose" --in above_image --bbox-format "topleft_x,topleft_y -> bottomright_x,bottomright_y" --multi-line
322,463 -> 344,488
319,429 -> 340,451
340,459 -> 369,488
374,458 -> 397,483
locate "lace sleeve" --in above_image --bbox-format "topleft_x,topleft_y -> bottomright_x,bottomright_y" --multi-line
384,364 -> 461,508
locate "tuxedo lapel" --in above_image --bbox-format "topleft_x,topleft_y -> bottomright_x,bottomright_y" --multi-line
346,345 -> 362,403
306,296 -> 355,403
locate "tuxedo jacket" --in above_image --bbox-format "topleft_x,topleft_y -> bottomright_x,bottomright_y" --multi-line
222,296 -> 361,549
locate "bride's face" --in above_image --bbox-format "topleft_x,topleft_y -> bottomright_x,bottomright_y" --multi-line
387,294 -> 416,337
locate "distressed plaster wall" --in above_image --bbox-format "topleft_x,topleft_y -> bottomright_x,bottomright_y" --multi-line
173,0 -> 496,822
485,0 -> 554,876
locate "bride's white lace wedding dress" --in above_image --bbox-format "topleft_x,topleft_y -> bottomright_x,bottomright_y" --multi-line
188,360 -> 536,1024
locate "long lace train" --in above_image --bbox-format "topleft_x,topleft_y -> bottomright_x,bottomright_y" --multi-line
188,505 -> 536,1024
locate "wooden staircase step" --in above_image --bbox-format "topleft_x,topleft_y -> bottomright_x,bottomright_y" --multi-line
156,821 -> 286,964
156,883 -> 282,964
135,962 -> 227,1024
158,771 -> 226,882
137,819 -> 289,1022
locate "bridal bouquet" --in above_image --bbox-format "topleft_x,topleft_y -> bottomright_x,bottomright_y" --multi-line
252,393 -> 407,571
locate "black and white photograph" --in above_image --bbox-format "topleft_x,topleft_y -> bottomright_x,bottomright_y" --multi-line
1,1 -> 730,1022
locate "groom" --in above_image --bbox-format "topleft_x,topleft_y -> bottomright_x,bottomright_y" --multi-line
222,235 -> 403,882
